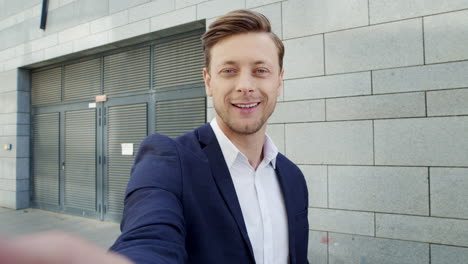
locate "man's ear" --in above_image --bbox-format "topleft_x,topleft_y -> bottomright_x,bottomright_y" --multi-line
277,69 -> 284,97
203,68 -> 213,97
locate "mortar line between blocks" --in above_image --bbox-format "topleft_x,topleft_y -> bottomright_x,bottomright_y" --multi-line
428,167 -> 431,216
422,17 -> 426,65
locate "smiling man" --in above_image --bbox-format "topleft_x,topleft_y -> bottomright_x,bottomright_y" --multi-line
110,10 -> 309,263
0,9 -> 308,264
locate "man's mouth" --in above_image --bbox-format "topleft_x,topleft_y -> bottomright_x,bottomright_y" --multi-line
233,103 -> 260,109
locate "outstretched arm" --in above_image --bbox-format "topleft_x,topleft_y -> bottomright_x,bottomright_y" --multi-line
109,134 -> 187,263
0,232 -> 133,264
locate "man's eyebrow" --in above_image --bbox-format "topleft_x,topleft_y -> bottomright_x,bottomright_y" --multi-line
219,60 -> 270,66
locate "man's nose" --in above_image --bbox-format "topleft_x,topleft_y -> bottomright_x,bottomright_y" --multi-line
236,72 -> 255,93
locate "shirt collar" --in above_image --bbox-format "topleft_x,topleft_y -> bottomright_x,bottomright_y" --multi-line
210,118 -> 278,169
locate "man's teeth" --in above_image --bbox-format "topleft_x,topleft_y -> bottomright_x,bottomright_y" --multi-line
235,103 -> 258,108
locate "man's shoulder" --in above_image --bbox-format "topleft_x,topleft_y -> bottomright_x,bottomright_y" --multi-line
276,152 -> 302,174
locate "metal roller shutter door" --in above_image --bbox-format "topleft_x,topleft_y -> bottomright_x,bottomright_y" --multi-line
104,47 -> 150,95
32,113 -> 60,207
107,103 -> 147,217
64,109 -> 97,214
155,97 -> 206,138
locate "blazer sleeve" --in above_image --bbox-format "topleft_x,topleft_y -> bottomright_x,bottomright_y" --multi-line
109,134 -> 187,264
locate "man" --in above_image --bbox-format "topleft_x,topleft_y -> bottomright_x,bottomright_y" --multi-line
0,9 -> 308,264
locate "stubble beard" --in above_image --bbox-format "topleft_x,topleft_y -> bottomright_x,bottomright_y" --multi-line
214,102 -> 275,136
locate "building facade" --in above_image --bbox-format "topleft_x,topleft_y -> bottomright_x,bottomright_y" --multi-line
0,0 -> 468,262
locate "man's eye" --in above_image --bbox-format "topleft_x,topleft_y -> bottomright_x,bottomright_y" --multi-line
256,69 -> 269,74
223,69 -> 234,73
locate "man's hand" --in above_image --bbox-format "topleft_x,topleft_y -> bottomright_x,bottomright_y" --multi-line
0,232 -> 133,264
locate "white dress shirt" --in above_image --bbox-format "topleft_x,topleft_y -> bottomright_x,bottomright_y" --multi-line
210,118 -> 289,264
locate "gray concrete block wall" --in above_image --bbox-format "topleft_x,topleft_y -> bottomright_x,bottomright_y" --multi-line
1,0 -> 468,262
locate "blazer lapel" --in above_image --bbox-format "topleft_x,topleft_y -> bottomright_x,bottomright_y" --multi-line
275,157 -> 297,264
196,124 -> 255,261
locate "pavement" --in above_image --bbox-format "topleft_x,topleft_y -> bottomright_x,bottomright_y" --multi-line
0,207 -> 121,249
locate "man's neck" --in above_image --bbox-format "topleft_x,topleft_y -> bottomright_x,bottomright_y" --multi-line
217,118 -> 266,170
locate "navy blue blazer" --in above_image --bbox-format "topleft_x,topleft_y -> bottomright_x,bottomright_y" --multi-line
110,124 -> 309,263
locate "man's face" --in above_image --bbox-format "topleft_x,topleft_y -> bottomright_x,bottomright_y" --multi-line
203,32 -> 283,135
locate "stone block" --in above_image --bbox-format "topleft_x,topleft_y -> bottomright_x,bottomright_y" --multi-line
430,168 -> 468,219
373,61 -> 468,94
266,124 -> 284,154
45,2 -> 81,33
329,233 -> 429,264
14,136 -> 30,159
427,88 -> 468,117
58,23 -> 90,43
25,33 -> 58,53
17,91 -> 30,113
269,100 -> 325,124
369,0 -> 468,24
284,71 -> 371,101
424,10 -> 468,64
374,117 -> 468,166
16,190 -> 29,209
150,6 -> 196,32
326,92 -> 426,121
197,0 -> 245,19
0,125 -> 16,137
109,0 -> 150,14
325,19 -> 423,74
0,22 -> 25,51
108,19 -> 150,43
0,15 -> 17,31
309,208 -> 374,236
308,231 -> 328,264
431,245 -> 468,264
73,31 -> 109,52
17,125 -> 30,137
175,0 -> 208,9
0,179 -> 15,191
1,0 -> 40,18
0,113 -> 18,126
0,70 -> 18,93
0,190 -> 17,209
90,10 -> 128,34
283,0 -> 368,39
299,165 -> 327,208
44,41 -> 74,59
16,158 -> 30,180
0,91 -> 17,113
286,121 -> 373,165
283,35 -> 324,80
0,179 -> 28,192
251,3 -> 282,38
76,0 -> 109,24
0,47 -> 16,62
376,213 -> 468,247
247,0 -> 281,8
328,166 -> 429,215
129,0 -> 175,23
0,158 -> 16,180
17,113 -> 30,125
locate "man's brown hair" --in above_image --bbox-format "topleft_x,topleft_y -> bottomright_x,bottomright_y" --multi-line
201,9 -> 284,72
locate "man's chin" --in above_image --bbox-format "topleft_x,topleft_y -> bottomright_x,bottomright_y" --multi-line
228,122 -> 265,135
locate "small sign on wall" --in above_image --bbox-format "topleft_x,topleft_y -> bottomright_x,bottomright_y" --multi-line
121,143 -> 133,156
